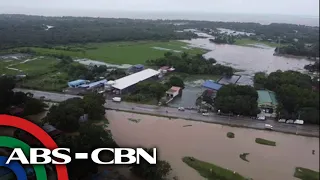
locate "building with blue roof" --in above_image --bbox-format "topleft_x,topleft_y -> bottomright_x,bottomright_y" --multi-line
202,80 -> 223,91
79,79 -> 108,90
130,64 -> 144,73
68,79 -> 88,88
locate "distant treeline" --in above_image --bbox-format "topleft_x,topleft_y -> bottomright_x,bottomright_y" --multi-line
0,14 -> 197,49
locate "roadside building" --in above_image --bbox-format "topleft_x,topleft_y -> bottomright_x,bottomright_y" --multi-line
112,68 -> 160,95
67,79 -> 88,88
166,86 -> 181,99
130,64 -> 144,73
202,80 -> 223,92
257,90 -> 278,117
79,79 -> 108,91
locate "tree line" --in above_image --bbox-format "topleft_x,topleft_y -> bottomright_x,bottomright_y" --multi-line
254,71 -> 319,124
146,52 -> 234,76
0,14 -> 197,49
214,85 -> 260,116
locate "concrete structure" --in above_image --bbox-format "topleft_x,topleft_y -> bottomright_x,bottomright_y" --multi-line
166,86 -> 181,98
79,79 -> 108,90
202,80 -> 223,91
257,90 -> 278,117
218,75 -> 241,85
68,79 -> 88,88
112,69 -> 160,94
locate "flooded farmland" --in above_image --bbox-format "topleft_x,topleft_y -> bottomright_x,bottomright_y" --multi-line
107,110 -> 319,180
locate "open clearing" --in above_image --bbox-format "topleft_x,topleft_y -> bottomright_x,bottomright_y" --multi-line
26,41 -> 205,64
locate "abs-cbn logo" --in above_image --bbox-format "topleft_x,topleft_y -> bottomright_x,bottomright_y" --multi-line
6,148 -> 157,165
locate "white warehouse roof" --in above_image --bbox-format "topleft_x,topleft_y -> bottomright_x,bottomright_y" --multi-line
112,68 -> 160,90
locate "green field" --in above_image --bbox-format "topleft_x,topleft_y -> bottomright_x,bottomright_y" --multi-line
234,38 -> 280,48
255,138 -> 276,146
182,157 -> 249,180
28,41 -> 205,65
294,167 -> 319,180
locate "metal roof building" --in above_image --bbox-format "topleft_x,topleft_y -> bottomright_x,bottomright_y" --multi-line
68,79 -> 88,88
202,80 -> 223,91
79,79 -> 108,89
257,90 -> 278,108
112,69 -> 160,90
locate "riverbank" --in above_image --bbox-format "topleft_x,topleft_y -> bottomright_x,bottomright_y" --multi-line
107,110 -> 319,180
110,108 -> 319,138
14,88 -> 320,138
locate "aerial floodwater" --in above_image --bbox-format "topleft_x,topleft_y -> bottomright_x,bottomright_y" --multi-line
107,110 -> 319,180
181,31 -> 312,75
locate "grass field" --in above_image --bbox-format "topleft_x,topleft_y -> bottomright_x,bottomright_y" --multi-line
10,57 -> 58,76
28,41 -> 206,64
182,157 -> 248,180
234,38 -> 280,48
294,167 -> 319,180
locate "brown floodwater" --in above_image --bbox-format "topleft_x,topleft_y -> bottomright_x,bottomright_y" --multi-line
107,110 -> 319,180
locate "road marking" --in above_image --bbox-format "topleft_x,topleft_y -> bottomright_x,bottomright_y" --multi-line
75,153 -> 88,159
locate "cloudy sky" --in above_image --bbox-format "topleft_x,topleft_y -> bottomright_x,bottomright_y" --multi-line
1,0 -> 319,16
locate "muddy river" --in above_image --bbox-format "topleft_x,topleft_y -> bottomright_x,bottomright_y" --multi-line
107,110 -> 319,180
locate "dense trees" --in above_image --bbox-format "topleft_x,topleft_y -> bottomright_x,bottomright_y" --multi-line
124,81 -> 168,103
276,42 -> 319,58
304,61 -> 320,72
209,35 -> 236,44
214,85 -> 260,116
0,76 -> 46,116
130,148 -> 172,180
166,76 -> 185,88
46,93 -> 106,132
147,53 -> 233,76
0,14 -> 197,49
254,71 -> 319,124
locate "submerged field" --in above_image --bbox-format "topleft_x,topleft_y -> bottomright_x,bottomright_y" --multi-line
23,41 -> 205,64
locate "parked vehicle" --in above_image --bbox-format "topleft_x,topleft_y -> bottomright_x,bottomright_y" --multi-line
112,97 -> 121,102
278,119 -> 286,123
294,120 -> 304,125
202,113 -> 209,116
257,116 -> 266,120
178,107 -> 185,111
264,124 -> 273,130
286,120 -> 294,124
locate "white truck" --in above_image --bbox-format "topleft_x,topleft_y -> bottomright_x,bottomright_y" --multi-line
112,97 -> 121,102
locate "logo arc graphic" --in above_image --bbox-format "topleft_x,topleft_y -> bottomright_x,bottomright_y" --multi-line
0,115 -> 69,180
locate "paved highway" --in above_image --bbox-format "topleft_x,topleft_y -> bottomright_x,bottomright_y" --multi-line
15,88 -> 319,137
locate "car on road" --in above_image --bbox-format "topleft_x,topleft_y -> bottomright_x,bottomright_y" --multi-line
264,124 -> 273,130
294,120 -> 304,125
278,119 -> 286,123
257,116 -> 266,120
286,120 -> 294,124
202,113 -> 209,116
178,107 -> 185,111
112,97 -> 121,102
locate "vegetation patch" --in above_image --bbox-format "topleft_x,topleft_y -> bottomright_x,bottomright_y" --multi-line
255,138 -> 276,146
294,167 -> 319,180
227,132 -> 235,138
239,153 -> 250,162
182,157 -> 249,180
128,118 -> 141,123
234,38 -> 280,48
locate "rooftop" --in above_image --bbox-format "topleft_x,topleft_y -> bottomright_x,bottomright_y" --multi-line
257,90 -> 278,106
202,80 -> 223,91
79,79 -> 108,89
167,86 -> 181,93
112,69 -> 160,90
68,79 -> 88,86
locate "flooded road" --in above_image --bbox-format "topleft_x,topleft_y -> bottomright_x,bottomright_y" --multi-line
107,110 -> 319,180
181,35 -> 312,75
